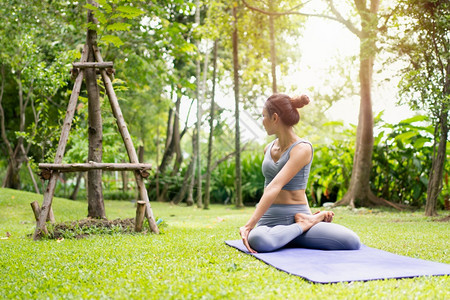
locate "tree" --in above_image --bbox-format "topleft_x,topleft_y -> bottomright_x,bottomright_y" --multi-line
323,0 -> 402,208
136,0 -> 198,203
242,0 -> 308,93
85,0 -> 105,219
195,0 -> 203,208
204,40 -> 219,209
0,1 -> 76,190
395,0 -> 449,216
232,2 -> 244,208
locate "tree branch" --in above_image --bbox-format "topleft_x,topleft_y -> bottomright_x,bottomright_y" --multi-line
242,0 -> 320,17
26,96 -> 41,154
326,0 -> 362,37
23,78 -> 35,111
354,0 -> 368,14
241,0 -> 362,37
377,5 -> 400,32
200,145 -> 248,180
370,0 -> 380,14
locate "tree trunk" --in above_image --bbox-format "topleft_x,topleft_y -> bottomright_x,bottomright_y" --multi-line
86,0 -> 105,219
122,168 -> 129,192
0,64 -> 19,188
2,69 -> 31,189
268,0 -> 277,93
164,108 -> 174,152
69,172 -> 83,200
232,4 -> 244,208
204,40 -> 218,209
186,128 -> 198,207
3,154 -> 22,189
425,118 -> 447,216
336,54 -> 374,207
138,145 -> 144,163
197,40 -> 210,209
157,95 -> 182,202
425,68 -> 449,216
194,0 -> 203,208
172,152 -> 195,205
156,118 -> 160,199
334,0 -> 390,208
158,98 -> 180,175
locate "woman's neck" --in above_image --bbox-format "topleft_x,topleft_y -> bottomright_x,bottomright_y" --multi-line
275,127 -> 298,149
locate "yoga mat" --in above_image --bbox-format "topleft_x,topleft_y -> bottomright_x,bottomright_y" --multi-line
225,240 -> 450,284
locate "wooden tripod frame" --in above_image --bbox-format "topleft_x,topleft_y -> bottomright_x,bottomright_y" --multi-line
32,44 -> 159,240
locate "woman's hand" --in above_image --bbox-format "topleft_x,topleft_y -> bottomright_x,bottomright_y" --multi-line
323,211 -> 334,222
239,225 -> 257,253
314,210 -> 334,222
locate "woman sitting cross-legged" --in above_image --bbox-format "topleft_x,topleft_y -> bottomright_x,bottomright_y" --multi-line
239,93 -> 361,253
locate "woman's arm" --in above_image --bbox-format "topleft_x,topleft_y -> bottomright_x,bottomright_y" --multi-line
240,143 -> 312,252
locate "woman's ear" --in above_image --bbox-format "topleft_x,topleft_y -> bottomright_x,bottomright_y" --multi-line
272,112 -> 279,123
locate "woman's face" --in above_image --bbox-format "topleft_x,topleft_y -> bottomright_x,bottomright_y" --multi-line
262,108 -> 273,135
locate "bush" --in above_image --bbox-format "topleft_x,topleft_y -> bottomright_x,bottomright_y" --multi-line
208,151 -> 265,205
309,124 -> 355,206
371,116 -> 433,207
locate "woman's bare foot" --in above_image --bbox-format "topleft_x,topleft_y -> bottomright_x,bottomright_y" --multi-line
295,211 -> 334,233
314,210 -> 334,223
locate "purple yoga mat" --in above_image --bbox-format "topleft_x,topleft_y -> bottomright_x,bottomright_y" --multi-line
225,240 -> 450,284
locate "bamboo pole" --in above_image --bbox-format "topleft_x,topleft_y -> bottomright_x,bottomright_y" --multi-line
134,201 -> 146,232
39,162 -> 152,173
92,45 -> 159,234
72,62 -> 113,69
32,45 -> 89,240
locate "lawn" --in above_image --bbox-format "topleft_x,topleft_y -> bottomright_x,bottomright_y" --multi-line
0,188 -> 449,299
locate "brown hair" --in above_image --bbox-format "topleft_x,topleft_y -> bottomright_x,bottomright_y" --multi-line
264,93 -> 310,126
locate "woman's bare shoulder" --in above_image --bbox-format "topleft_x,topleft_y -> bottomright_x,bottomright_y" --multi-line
290,141 -> 313,160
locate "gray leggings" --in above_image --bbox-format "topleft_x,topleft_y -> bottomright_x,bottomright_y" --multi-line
248,204 -> 361,253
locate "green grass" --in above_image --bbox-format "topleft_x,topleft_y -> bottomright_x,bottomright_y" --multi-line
0,188 -> 449,299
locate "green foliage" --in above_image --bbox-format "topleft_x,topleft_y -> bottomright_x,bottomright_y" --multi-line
309,124 -> 356,206
1,0 -> 447,215
84,0 -> 145,48
241,152 -> 265,204
0,188 -> 449,298
63,91 -> 129,165
371,114 -> 434,207
100,35 -> 124,47
208,151 -> 264,205
193,113 -> 446,209
210,157 -> 236,204
308,113 -> 447,208
46,220 -> 134,240
57,185 -> 137,201
396,0 -> 449,118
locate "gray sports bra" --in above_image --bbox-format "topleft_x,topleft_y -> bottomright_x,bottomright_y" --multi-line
261,139 -> 313,190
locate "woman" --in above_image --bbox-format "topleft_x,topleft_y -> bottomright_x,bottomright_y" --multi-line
239,93 -> 361,253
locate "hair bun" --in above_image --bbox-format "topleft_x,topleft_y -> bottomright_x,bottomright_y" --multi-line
291,94 -> 310,108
